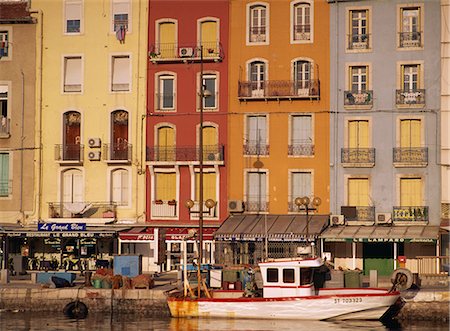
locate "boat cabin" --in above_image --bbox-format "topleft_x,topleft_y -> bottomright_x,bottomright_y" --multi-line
258,257 -> 323,298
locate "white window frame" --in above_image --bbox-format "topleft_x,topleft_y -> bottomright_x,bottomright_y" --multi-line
197,71 -> 218,111
244,168 -> 269,213
397,3 -> 424,50
58,167 -> 85,204
289,113 -> 314,157
346,6 -> 372,52
109,167 -> 131,208
245,114 -> 268,156
246,2 -> 270,46
0,82 -> 11,129
290,0 -> 314,44
62,55 -> 83,94
155,72 -> 176,111
0,27 -> 12,60
247,58 -> 268,98
111,0 -> 131,34
110,54 -> 131,92
64,0 -> 83,35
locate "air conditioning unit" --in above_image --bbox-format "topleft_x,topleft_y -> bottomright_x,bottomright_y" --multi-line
228,200 -> 244,213
88,151 -> 101,161
88,138 -> 101,148
376,213 -> 392,225
330,214 -> 345,226
206,153 -> 219,161
179,47 -> 194,57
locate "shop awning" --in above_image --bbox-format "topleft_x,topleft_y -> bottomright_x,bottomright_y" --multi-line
214,214 -> 329,241
320,225 -> 440,243
165,227 -> 215,241
0,225 -> 127,238
119,227 -> 155,241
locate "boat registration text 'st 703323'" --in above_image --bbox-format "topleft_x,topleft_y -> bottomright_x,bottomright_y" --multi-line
334,298 -> 362,304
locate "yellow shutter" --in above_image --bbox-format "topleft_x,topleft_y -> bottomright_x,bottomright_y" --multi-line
156,173 -> 175,200
359,121 -> 369,148
348,120 -> 368,148
349,121 -> 357,148
400,119 -> 421,148
348,178 -> 369,206
195,172 -> 216,201
159,22 -> 176,58
411,119 -> 421,147
201,21 -> 217,56
400,178 -> 421,206
157,127 -> 174,161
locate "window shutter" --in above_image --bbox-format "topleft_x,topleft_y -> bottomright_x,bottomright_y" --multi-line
64,57 -> 82,91
112,56 -> 130,91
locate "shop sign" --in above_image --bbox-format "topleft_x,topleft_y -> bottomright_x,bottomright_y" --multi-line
324,238 -> 436,243
38,223 -> 86,232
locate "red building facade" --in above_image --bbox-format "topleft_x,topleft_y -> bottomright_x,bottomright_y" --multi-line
146,0 -> 229,270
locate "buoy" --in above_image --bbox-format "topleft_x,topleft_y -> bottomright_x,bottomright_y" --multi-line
390,268 -> 413,291
63,300 -> 88,319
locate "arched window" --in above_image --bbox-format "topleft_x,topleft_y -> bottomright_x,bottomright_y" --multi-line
249,4 -> 267,43
61,168 -> 83,203
111,110 -> 129,160
156,125 -> 175,161
249,61 -> 266,97
157,20 -> 177,58
111,168 -> 129,206
293,2 -> 311,41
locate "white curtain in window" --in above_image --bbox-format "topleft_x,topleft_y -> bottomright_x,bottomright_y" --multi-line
292,115 -> 311,143
292,172 -> 311,199
62,169 -> 83,203
112,56 -> 130,89
248,172 -> 266,202
112,169 -> 129,205
248,116 -> 266,144
64,57 -> 82,87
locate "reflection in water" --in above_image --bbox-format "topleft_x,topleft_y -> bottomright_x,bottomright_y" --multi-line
0,312 -> 448,331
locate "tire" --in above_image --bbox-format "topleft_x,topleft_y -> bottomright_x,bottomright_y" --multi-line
391,268 -> 413,290
63,300 -> 88,319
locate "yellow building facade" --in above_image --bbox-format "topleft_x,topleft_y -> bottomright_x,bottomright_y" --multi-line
227,0 -> 330,216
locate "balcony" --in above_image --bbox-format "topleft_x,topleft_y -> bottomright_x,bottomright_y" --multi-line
243,142 -> 269,156
148,41 -> 224,63
341,206 -> 375,223
288,141 -> 314,156
393,206 -> 429,223
245,196 -> 269,213
55,144 -> 84,164
151,199 -> 178,218
103,143 -> 132,163
393,147 -> 428,167
399,31 -> 422,48
396,89 -> 425,108
249,26 -> 266,42
238,80 -> 320,101
0,116 -> 10,137
48,202 -> 117,220
293,24 -> 311,41
341,148 -> 375,167
348,33 -> 370,50
344,90 -> 373,108
0,179 -> 12,197
146,145 -> 224,163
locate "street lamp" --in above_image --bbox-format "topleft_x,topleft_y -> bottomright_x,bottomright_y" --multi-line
295,196 -> 321,257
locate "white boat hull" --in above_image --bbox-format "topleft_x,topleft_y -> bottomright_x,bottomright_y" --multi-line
168,288 -> 400,321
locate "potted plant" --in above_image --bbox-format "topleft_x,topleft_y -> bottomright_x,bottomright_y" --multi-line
155,199 -> 163,205
207,48 -> 215,54
168,199 -> 177,206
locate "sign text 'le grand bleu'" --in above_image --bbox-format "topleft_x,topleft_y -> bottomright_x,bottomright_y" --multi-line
38,223 -> 86,232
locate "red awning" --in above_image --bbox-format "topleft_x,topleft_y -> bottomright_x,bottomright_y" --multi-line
119,227 -> 154,241
165,227 -> 215,241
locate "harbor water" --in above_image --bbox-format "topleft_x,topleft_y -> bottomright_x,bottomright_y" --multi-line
0,312 -> 448,331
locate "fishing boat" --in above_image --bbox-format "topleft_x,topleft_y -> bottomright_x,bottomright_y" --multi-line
167,257 -> 402,320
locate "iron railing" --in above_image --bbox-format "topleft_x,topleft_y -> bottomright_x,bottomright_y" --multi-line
152,200 -> 178,217
417,256 -> 449,275
396,89 -> 425,106
393,206 -> 429,222
48,201 -> 117,219
243,142 -> 269,156
54,144 -> 84,162
249,26 -> 266,42
341,148 -> 375,165
245,196 -> 269,212
146,144 -> 224,162
393,147 -> 428,164
288,142 -> 314,156
0,179 -> 12,197
348,33 -> 370,50
293,24 -> 311,40
399,31 -> 422,48
103,143 -> 132,162
344,90 -> 373,106
238,79 -> 320,99
148,41 -> 224,62
341,206 -> 375,222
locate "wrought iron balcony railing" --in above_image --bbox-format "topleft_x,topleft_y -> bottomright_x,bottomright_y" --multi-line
151,199 -> 178,218
393,147 -> 428,166
399,31 -> 422,48
0,179 -> 12,197
245,196 -> 269,212
249,26 -> 266,42
348,33 -> 370,50
55,144 -> 84,163
148,41 -> 224,62
293,24 -> 311,41
344,90 -> 373,107
48,201 -> 117,219
393,206 -> 429,222
243,142 -> 269,156
396,89 -> 425,106
341,206 -> 375,222
103,143 -> 132,162
341,148 -> 375,166
288,142 -> 314,156
238,79 -> 320,100
146,144 -> 224,162
0,116 -> 10,137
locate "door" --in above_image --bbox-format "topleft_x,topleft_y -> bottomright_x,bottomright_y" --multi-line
158,22 -> 176,58
64,112 -> 81,160
111,110 -> 128,160
62,169 -> 83,204
202,126 -> 217,160
363,243 -> 394,276
157,126 -> 175,161
294,61 -> 311,95
249,62 -> 265,96
247,172 -> 267,212
200,20 -> 217,57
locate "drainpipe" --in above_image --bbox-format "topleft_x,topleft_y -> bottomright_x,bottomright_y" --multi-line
19,70 -> 25,223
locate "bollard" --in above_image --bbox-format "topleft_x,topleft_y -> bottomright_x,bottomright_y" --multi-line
369,269 -> 378,288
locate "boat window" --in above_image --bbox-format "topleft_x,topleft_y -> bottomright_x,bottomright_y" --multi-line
267,268 -> 279,282
300,267 -> 312,285
283,268 -> 295,283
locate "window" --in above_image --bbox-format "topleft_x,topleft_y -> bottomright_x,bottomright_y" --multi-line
64,0 -> 82,34
348,120 -> 369,149
395,118 -> 427,165
400,119 -> 421,149
62,169 -> 83,203
112,0 -> 130,33
348,9 -> 369,50
294,60 -> 311,96
246,115 -> 268,155
283,268 -> 295,283
249,61 -> 266,97
290,115 -> 313,156
248,3 -> 268,44
111,168 -> 129,206
155,172 -> 176,201
0,30 -> 9,57
291,171 -> 312,205
399,6 -> 421,48
402,64 -> 418,91
156,20 -> 177,59
0,85 -> 9,136
345,64 -> 372,107
110,110 -> 129,161
63,56 -> 82,93
157,74 -> 175,110
292,2 -> 311,42
246,171 -> 267,212
267,268 -> 278,283
400,177 -> 422,206
156,125 -> 175,161
350,66 -> 367,92
195,172 -> 217,205
111,55 -> 130,92
63,111 -> 81,161
397,63 -> 424,106
202,125 -> 219,161
300,268 -> 312,285
202,74 -> 217,109
348,177 -> 369,207
200,20 -> 219,58
0,153 -> 10,197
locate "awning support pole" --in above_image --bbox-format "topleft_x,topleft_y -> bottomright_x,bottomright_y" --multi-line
352,241 -> 356,270
394,242 -> 397,270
